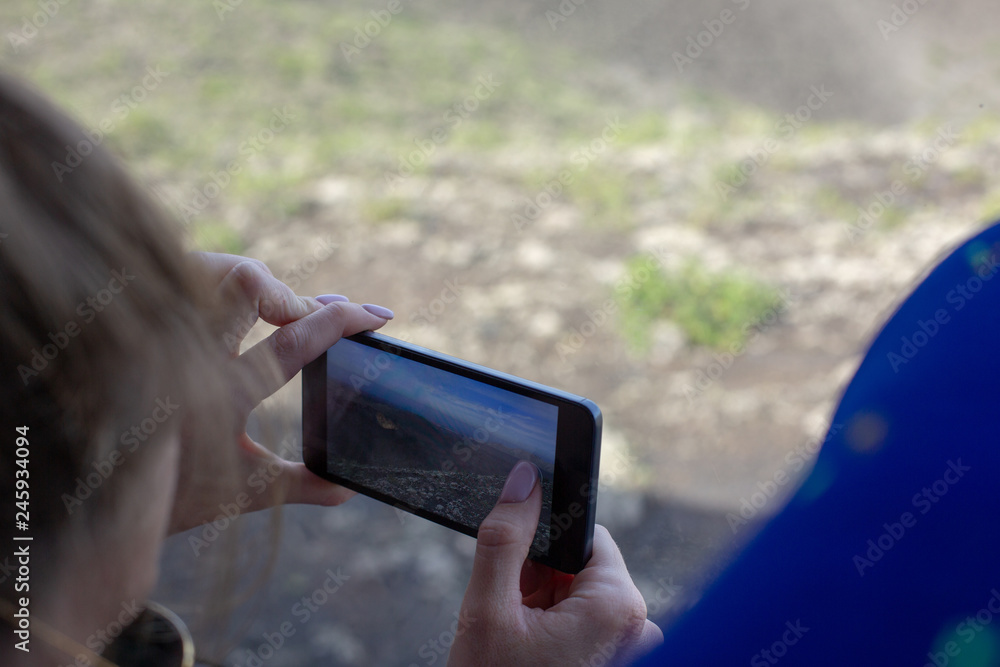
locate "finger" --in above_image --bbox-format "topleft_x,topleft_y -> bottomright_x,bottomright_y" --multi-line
464,462 -> 542,617
214,259 -> 322,350
231,437 -> 359,512
521,563 -> 575,610
571,524 -> 635,591
278,461 -> 358,506
569,526 -> 656,658
519,559 -> 555,599
191,251 -> 271,281
236,301 -> 390,409
618,620 -> 664,666
639,619 -> 665,653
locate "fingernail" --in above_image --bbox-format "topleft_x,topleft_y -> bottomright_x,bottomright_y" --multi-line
362,303 -> 394,319
499,461 -> 538,504
316,294 -> 349,305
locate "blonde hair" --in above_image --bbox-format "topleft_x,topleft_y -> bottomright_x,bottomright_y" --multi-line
0,71 -> 264,658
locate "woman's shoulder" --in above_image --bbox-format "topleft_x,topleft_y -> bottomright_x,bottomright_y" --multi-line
642,218 -> 1000,666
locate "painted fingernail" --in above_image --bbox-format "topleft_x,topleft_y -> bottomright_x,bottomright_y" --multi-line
499,461 -> 538,504
316,294 -> 350,305
362,303 -> 394,319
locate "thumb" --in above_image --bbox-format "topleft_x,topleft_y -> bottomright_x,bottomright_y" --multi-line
465,461 -> 542,615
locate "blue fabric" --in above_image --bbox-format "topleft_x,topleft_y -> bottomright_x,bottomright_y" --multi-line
638,220 -> 1000,666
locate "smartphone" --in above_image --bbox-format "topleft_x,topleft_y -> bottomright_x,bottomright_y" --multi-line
302,331 -> 602,574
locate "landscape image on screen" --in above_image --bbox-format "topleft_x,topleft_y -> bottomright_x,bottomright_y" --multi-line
325,338 -> 557,553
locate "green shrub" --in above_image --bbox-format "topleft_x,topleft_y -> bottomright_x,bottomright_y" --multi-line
618,257 -> 783,351
565,166 -> 635,228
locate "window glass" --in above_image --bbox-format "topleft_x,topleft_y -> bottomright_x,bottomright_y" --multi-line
5,1 -> 997,664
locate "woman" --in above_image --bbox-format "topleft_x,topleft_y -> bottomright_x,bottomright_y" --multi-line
0,73 -> 662,666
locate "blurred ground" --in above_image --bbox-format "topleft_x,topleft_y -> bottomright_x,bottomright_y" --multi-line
5,0 -> 1000,664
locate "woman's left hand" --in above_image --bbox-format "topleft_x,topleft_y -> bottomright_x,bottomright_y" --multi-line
167,252 -> 392,534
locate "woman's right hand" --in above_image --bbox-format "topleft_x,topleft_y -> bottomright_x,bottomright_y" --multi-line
168,252 -> 392,533
448,461 -> 663,666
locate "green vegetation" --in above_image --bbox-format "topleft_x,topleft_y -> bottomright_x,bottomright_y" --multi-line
108,110 -> 174,159
616,111 -> 671,146
564,166 -> 637,229
954,113 -> 1000,145
450,119 -> 507,151
2,0 -> 698,249
690,173 -> 768,228
952,166 -> 987,189
979,190 -> 1000,223
361,197 -> 410,224
191,220 -> 244,255
618,257 -> 783,351
2,0 -> 940,252
878,204 -> 909,229
814,186 -> 859,224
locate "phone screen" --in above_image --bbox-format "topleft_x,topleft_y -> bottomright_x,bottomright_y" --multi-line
323,337 -> 557,554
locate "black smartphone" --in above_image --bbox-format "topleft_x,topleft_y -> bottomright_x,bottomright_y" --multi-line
302,331 -> 602,574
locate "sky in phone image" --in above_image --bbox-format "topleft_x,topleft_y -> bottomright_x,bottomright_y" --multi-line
326,338 -> 558,469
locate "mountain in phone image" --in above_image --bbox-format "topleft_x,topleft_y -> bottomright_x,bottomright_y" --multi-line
329,394 -> 554,479
326,458 -> 553,554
